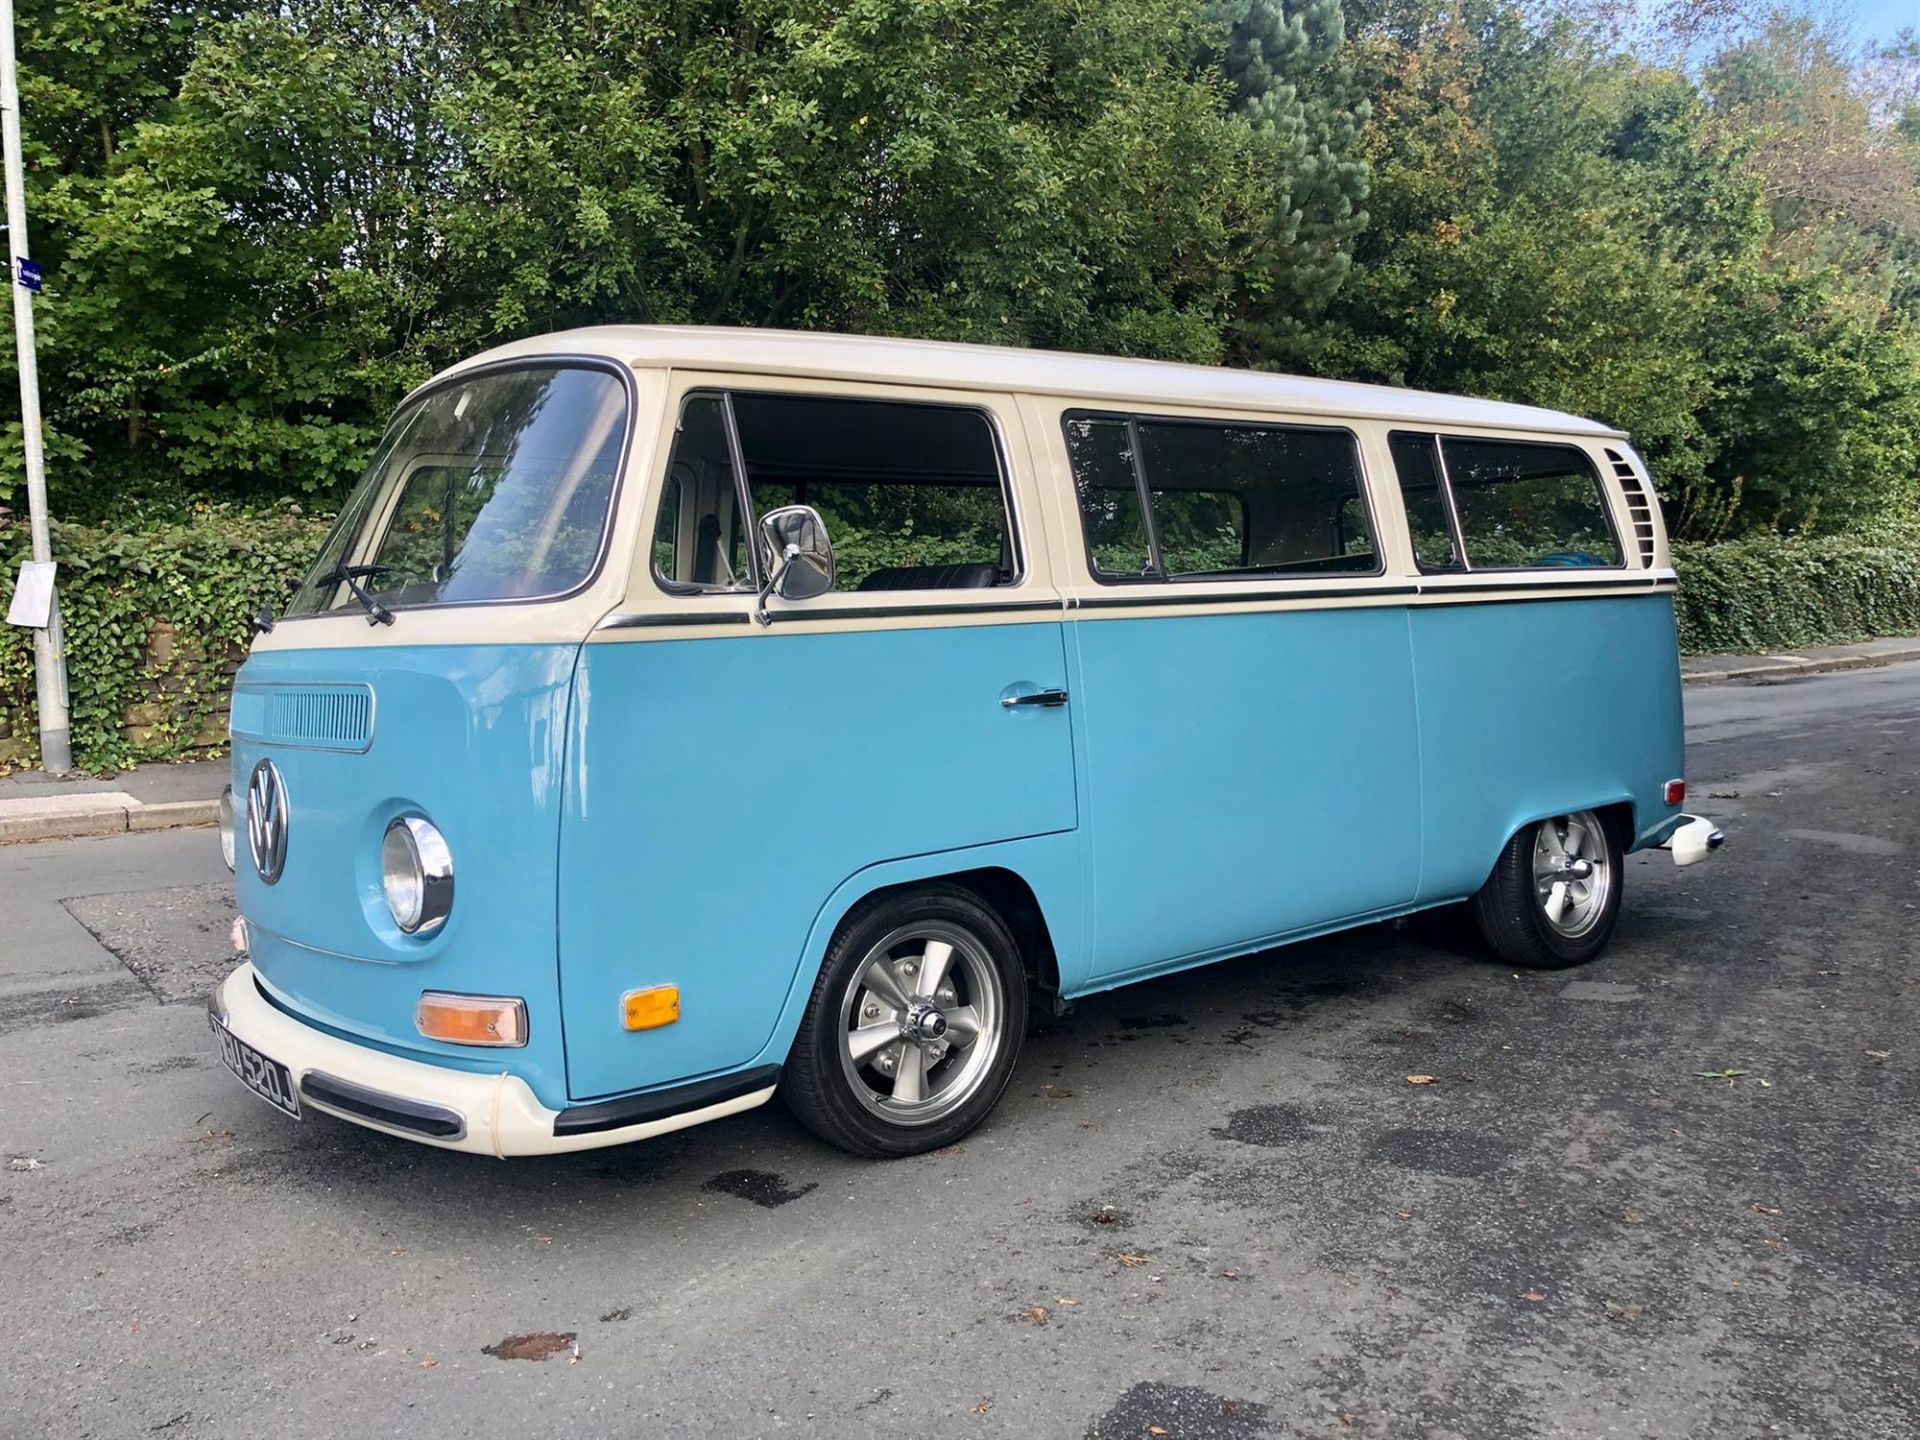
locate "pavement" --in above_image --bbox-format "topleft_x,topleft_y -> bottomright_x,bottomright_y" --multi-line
3,633 -> 1916,848
0,661 -> 1915,1438
0,758 -> 228,844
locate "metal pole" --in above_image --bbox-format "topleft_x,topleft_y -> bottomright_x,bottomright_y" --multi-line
0,0 -> 70,773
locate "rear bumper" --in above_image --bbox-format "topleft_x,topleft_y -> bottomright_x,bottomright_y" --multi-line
209,963 -> 777,1158
1658,813 -> 1726,867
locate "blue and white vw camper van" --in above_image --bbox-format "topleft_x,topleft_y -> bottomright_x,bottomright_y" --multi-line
209,327 -> 1720,1159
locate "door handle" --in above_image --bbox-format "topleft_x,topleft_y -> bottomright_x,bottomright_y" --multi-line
1002,688 -> 1070,709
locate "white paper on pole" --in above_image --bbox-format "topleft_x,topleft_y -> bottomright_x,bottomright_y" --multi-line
6,559 -> 54,627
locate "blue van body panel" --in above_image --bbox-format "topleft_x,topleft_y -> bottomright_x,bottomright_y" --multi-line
231,643 -> 577,1111
229,593 -> 1684,1117
735,829 -> 1086,1071
1408,593 -> 1684,902
556,619 -> 1077,1100
1065,604 -> 1423,986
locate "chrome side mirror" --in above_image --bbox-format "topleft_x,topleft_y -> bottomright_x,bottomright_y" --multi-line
756,504 -> 835,622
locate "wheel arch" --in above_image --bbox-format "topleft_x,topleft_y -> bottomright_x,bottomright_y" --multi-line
1459,794 -> 1639,900
754,834 -> 1082,1071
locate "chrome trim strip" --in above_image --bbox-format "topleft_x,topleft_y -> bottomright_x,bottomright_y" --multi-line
594,576 -> 1675,630
1419,577 -> 1669,596
773,599 -> 1062,623
598,610 -> 753,630
1072,584 -> 1416,610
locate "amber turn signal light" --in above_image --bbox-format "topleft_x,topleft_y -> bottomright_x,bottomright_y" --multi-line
623,985 -> 680,1031
416,992 -> 528,1048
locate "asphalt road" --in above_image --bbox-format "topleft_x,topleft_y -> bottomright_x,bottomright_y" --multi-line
2,664 -> 1916,1440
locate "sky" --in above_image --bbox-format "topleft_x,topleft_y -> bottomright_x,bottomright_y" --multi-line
1848,0 -> 1915,47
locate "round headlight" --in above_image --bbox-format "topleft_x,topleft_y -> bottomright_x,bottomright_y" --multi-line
382,816 -> 453,935
218,786 -> 236,872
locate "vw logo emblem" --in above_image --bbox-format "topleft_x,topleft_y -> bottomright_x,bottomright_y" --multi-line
246,759 -> 289,884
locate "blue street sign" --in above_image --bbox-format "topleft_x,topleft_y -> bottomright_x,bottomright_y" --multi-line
14,257 -> 41,293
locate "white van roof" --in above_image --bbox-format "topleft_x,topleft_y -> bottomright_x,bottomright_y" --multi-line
439,325 -> 1623,438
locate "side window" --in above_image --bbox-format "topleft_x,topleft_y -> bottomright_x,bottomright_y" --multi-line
654,392 -> 1016,593
1388,432 -> 1462,572
1065,411 -> 1378,582
1063,416 -> 1151,577
652,396 -> 752,591
1441,437 -> 1622,569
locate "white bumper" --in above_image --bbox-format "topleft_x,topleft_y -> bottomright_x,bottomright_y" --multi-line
1659,813 -> 1726,867
209,963 -> 776,1159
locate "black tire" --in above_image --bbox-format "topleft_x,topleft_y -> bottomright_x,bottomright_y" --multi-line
1470,810 -> 1623,970
782,884 -> 1028,1158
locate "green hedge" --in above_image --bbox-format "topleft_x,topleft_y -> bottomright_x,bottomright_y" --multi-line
5,512 -> 1920,772
1672,533 -> 1920,655
0,508 -> 329,772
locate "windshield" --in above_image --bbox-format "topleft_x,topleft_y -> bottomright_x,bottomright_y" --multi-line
285,365 -> 629,617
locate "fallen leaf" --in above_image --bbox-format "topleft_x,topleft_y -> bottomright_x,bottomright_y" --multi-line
1341,1414 -> 1358,1427
1752,1204 -> 1781,1216
417,1359 -> 437,1370
535,1236 -> 554,1245
972,1399 -> 993,1416
1019,1306 -> 1049,1325
1603,1300 -> 1642,1323
1149,1428 -> 1169,1437
198,1129 -> 235,1145
1396,1210 -> 1414,1220
482,1332 -> 575,1362
1519,1291 -> 1545,1302
1696,1069 -> 1748,1082
1039,1083 -> 1073,1100
1117,1253 -> 1149,1267
1053,1297 -> 1079,1307
1406,1074 -> 1438,1086
600,1307 -> 633,1323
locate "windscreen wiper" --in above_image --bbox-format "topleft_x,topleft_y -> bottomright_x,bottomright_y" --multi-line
316,564 -> 397,626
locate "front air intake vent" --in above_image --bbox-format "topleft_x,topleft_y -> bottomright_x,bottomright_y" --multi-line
1604,447 -> 1659,568
230,683 -> 375,752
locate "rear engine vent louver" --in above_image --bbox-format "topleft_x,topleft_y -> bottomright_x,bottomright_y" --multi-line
1604,447 -> 1659,568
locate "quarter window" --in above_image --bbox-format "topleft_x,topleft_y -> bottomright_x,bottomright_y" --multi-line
1441,437 -> 1622,569
653,392 -> 1015,594
1064,412 -> 1377,582
1387,433 -> 1463,572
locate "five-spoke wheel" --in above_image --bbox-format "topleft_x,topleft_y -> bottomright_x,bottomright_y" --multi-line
1531,810 -> 1614,939
1472,808 -> 1623,969
784,885 -> 1027,1156
837,922 -> 1005,1126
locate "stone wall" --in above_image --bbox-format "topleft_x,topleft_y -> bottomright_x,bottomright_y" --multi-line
0,619 -> 239,768
120,620 -> 241,752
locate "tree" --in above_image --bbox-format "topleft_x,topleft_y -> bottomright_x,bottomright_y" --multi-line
11,0 -> 1282,514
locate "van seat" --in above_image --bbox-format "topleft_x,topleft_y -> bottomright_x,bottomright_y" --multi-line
855,563 -> 1000,592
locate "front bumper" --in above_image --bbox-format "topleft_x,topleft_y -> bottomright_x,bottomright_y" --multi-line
209,963 -> 777,1158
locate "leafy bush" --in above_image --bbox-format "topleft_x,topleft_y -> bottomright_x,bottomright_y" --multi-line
0,508 -> 329,771
1673,534 -> 1920,655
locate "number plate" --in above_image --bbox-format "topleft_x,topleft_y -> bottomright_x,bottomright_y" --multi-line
211,1013 -> 301,1120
